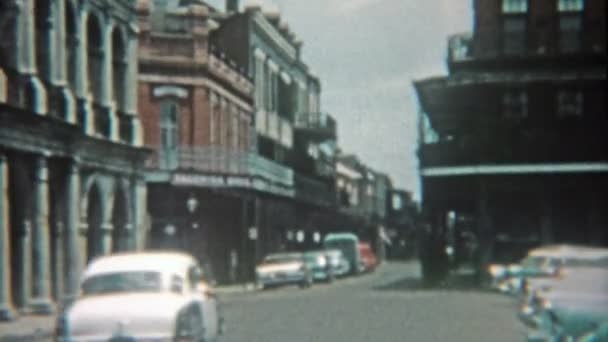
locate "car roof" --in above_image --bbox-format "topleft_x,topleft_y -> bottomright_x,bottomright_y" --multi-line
323,233 -> 358,241
83,251 -> 196,279
528,245 -> 608,259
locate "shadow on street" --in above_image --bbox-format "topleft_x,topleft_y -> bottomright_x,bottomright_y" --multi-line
372,272 -> 483,292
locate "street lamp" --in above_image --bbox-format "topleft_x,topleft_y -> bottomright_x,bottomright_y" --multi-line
186,193 -> 199,214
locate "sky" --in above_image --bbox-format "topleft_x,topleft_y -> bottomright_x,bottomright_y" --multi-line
207,0 -> 473,200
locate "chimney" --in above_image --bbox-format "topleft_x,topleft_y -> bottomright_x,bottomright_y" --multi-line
226,0 -> 239,13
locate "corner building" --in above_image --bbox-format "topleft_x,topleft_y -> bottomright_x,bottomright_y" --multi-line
0,0 -> 148,320
414,0 -> 607,276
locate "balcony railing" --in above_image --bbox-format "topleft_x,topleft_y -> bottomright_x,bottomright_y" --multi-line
294,112 -> 337,139
448,33 -> 474,62
146,146 -> 293,187
420,133 -> 608,168
294,173 -> 336,207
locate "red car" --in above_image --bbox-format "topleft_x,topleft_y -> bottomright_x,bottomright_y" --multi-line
358,242 -> 378,272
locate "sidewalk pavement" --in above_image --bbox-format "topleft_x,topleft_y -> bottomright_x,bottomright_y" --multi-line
0,283 -> 256,341
0,315 -> 54,342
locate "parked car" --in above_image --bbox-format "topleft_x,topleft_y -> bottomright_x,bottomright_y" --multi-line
54,252 -> 222,342
358,242 -> 378,273
255,252 -> 313,290
488,245 -> 607,294
304,250 -> 334,283
323,233 -> 361,275
325,249 -> 351,277
524,267 -> 608,341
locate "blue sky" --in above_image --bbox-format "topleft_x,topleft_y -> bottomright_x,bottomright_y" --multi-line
207,0 -> 472,200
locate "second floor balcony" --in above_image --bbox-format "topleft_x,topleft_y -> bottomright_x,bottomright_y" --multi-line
294,173 -> 336,208
145,145 -> 293,188
419,131 -> 607,168
294,112 -> 337,140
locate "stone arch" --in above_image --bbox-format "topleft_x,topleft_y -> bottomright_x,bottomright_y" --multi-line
65,0 -> 78,93
85,12 -> 103,103
111,26 -> 127,111
111,178 -> 132,252
34,0 -> 52,82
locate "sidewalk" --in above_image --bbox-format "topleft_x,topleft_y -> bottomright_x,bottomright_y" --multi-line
0,315 -> 54,342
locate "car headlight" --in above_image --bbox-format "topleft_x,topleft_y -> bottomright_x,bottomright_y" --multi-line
317,256 -> 327,267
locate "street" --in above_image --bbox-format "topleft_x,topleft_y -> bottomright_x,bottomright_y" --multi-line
220,261 -> 522,342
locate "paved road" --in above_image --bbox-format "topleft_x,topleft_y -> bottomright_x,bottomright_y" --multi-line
220,261 -> 523,342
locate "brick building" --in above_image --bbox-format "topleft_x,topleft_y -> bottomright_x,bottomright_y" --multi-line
0,0 -> 148,320
138,1 -> 300,283
414,0 -> 607,279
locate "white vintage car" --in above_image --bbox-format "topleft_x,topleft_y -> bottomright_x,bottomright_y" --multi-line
55,252 -> 223,342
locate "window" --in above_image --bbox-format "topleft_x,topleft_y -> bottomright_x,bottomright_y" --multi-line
559,16 -> 582,53
558,0 -> 584,12
82,272 -> 162,295
557,90 -> 583,117
502,17 -> 526,55
170,275 -> 183,294
160,101 -> 179,149
502,0 -> 527,13
503,90 -> 528,119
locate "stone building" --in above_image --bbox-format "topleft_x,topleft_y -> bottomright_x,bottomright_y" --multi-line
0,0 -> 148,320
414,0 -> 607,277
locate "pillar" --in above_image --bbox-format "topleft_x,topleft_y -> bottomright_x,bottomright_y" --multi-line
0,69 -> 6,103
17,219 -> 32,312
99,223 -> 113,255
29,155 -> 54,314
53,0 -> 76,122
0,155 -> 16,320
476,178 -> 493,284
64,159 -> 80,304
75,6 -> 93,134
100,18 -> 118,141
21,0 -> 48,114
132,177 -> 147,250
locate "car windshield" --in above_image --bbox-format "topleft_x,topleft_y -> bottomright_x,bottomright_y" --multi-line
81,271 -> 162,295
264,254 -> 301,264
520,256 -> 546,270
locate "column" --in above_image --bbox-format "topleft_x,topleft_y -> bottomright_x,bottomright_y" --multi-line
99,223 -> 113,255
20,0 -> 48,114
476,178 -> 493,284
132,177 -> 147,251
17,219 -> 31,312
63,159 -> 80,304
101,19 -> 118,141
75,6 -> 93,134
0,69 -> 6,103
29,156 -> 54,314
54,0 -> 76,122
0,155 -> 16,320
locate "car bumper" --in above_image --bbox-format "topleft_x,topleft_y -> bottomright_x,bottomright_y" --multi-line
257,272 -> 306,286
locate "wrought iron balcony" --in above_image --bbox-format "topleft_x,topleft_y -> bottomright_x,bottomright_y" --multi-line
294,112 -> 337,140
146,145 -> 293,187
294,173 -> 336,208
448,33 -> 474,63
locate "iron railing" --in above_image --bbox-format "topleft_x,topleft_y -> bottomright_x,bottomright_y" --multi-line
146,145 -> 293,186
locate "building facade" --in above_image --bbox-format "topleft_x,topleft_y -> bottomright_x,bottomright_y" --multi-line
0,0 -> 147,320
414,0 -> 607,279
